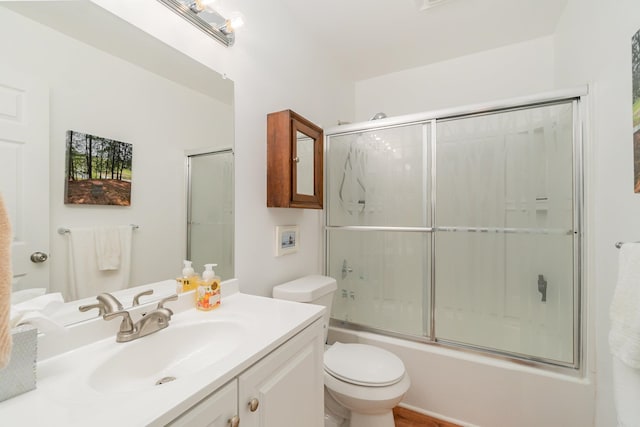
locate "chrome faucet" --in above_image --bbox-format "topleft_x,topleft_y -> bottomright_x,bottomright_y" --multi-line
79,292 -> 125,316
103,294 -> 179,343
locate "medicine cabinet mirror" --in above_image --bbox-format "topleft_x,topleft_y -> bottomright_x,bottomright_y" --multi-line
267,109 -> 323,209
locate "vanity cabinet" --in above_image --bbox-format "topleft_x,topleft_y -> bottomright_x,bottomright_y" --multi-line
168,319 -> 324,427
168,380 -> 238,427
238,318 -> 324,427
267,109 -> 324,209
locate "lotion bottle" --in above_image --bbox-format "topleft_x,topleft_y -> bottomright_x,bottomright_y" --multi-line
196,263 -> 221,311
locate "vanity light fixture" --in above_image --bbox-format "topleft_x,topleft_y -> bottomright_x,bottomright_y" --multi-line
414,0 -> 454,11
157,0 -> 243,46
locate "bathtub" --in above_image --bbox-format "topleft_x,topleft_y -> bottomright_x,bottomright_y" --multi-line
328,325 -> 595,427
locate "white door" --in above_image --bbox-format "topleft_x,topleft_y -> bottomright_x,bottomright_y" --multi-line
0,68 -> 49,292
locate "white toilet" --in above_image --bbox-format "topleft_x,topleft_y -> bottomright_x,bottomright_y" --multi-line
272,275 -> 410,427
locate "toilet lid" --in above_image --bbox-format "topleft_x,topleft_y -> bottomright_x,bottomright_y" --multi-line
323,342 -> 405,387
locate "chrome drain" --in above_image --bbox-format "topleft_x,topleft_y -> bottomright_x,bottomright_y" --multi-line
155,376 -> 177,385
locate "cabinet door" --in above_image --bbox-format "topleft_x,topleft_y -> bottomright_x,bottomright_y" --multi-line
168,380 -> 238,427
239,320 -> 324,427
267,109 -> 323,209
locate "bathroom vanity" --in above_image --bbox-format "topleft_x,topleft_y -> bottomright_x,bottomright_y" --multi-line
0,284 -> 325,426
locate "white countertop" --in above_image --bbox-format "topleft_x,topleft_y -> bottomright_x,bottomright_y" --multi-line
0,290 -> 324,426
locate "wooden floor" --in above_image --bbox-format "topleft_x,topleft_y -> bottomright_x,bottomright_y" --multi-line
393,406 -> 462,427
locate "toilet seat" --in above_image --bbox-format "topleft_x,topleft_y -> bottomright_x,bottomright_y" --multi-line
324,342 -> 405,387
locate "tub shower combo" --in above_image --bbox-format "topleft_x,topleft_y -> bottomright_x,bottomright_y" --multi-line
324,89 -> 584,368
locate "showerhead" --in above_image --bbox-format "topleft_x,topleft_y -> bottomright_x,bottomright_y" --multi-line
370,112 -> 387,120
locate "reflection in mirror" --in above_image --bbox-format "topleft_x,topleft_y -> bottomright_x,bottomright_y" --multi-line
296,132 -> 315,196
0,2 -> 234,325
187,149 -> 234,280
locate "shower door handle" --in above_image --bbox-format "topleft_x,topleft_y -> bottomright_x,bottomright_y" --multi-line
341,259 -> 353,279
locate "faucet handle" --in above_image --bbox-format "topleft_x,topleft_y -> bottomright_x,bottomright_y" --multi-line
103,310 -> 134,333
78,303 -> 105,316
132,289 -> 154,306
97,293 -> 124,313
157,294 -> 179,311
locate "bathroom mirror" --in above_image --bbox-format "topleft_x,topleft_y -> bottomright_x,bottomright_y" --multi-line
295,132 -> 315,196
0,1 -> 234,323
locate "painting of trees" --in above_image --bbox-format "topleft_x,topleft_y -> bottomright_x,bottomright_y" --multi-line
64,130 -> 133,205
633,29 -> 640,193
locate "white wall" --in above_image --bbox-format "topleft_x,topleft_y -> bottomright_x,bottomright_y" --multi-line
554,1 -> 640,425
354,36 -> 555,121
0,7 -> 233,299
91,0 -> 355,297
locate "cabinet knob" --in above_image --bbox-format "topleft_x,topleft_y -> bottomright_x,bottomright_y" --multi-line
248,398 -> 259,412
293,157 -> 300,163
228,415 -> 240,427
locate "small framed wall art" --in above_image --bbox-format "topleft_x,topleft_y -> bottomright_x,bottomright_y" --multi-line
275,225 -> 299,256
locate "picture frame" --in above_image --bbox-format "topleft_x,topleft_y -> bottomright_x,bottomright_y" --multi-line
275,225 -> 299,256
633,28 -> 640,192
64,130 -> 133,205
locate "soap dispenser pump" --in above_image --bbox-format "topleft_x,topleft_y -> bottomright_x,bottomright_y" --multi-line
177,260 -> 198,292
196,263 -> 221,311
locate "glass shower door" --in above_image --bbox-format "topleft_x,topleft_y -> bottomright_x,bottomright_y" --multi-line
326,123 -> 431,337
434,101 -> 577,364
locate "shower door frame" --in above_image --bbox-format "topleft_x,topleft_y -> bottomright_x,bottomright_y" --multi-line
323,86 -> 587,371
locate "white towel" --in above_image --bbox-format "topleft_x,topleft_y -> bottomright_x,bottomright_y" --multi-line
10,292 -> 66,335
94,226 -> 122,270
65,226 -> 133,300
0,193 -> 12,369
610,243 -> 640,369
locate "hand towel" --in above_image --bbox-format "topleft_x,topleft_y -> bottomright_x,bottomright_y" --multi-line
65,226 -> 133,300
10,292 -> 65,324
94,226 -> 122,270
609,242 -> 640,368
0,193 -> 13,369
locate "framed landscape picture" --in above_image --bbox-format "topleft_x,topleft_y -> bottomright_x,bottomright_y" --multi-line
64,130 -> 133,206
633,29 -> 640,192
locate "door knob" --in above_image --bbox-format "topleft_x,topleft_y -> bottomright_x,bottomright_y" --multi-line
30,252 -> 48,263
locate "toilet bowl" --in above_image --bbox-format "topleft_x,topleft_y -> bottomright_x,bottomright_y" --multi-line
272,275 -> 410,427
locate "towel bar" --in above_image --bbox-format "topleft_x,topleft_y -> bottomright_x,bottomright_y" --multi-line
57,224 -> 139,235
615,241 -> 640,249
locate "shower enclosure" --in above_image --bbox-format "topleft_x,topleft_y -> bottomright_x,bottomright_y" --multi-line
325,90 -> 583,368
186,149 -> 234,280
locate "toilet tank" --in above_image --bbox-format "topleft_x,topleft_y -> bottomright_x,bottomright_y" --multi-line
272,275 -> 337,342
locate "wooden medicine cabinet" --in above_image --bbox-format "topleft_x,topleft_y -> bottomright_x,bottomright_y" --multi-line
267,109 -> 323,209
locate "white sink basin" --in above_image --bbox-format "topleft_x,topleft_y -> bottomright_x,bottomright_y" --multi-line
88,319 -> 246,393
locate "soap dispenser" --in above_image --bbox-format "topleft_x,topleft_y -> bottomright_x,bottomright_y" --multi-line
196,263 -> 221,311
177,260 -> 198,293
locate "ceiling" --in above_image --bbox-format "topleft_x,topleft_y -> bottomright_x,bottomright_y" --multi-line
279,0 -> 568,81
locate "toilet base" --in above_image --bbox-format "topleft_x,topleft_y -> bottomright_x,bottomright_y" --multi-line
350,410 -> 394,427
324,413 -> 346,427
